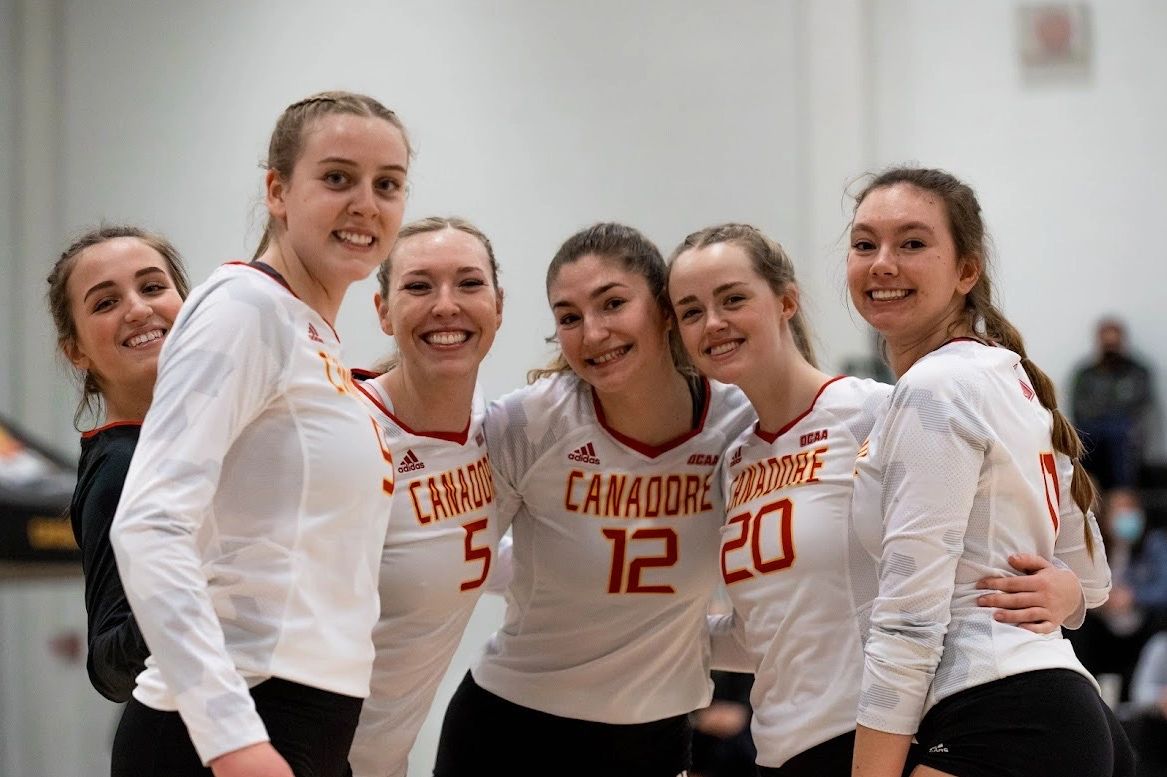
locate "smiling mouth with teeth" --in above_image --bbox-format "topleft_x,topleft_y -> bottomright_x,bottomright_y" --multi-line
870,289 -> 912,301
707,340 -> 742,357
125,330 -> 165,348
424,331 -> 469,346
335,230 -> 375,247
588,345 -> 630,365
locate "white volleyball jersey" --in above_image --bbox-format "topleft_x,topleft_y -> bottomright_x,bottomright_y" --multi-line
851,339 -> 1111,736
716,376 -> 890,768
348,375 -> 502,777
472,373 -> 753,723
112,263 -> 394,764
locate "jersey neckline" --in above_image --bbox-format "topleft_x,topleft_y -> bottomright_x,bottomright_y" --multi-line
353,373 -> 472,445
226,260 -> 341,342
753,375 -> 846,444
81,420 -> 142,440
590,377 -> 712,459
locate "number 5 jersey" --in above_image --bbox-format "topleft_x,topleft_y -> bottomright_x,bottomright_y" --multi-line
349,373 -> 502,777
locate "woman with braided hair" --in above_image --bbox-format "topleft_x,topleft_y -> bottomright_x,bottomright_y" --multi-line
109,91 -> 410,777
846,167 -> 1133,777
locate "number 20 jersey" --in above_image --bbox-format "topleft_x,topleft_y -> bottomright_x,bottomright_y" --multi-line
715,376 -> 890,768
472,373 -> 753,723
348,375 -> 501,777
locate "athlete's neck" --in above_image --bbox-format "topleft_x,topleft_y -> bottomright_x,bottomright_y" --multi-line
378,362 -> 475,434
885,304 -> 974,378
101,382 -> 153,425
256,243 -> 344,324
739,356 -> 832,438
593,365 -> 693,447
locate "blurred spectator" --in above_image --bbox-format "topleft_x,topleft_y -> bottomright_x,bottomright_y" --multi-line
1126,632 -> 1167,776
1071,317 -> 1156,490
1069,489 -> 1167,700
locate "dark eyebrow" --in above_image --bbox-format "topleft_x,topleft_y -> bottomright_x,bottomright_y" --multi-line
83,266 -> 168,302
401,266 -> 488,278
317,156 -> 408,175
674,280 -> 747,307
551,281 -> 628,310
851,220 -> 936,235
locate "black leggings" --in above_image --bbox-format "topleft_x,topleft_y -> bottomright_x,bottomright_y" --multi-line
111,677 -> 362,777
434,671 -> 691,777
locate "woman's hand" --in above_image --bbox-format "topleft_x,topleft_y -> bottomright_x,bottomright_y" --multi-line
976,553 -> 1083,633
211,742 -> 294,777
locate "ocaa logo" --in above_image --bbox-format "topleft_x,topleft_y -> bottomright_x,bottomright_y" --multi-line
687,453 -> 718,466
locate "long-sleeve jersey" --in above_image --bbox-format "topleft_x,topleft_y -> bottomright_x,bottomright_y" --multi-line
111,262 -> 394,764
472,373 -> 753,723
348,375 -> 502,777
851,339 -> 1111,736
70,421 -> 150,702
714,376 -> 890,768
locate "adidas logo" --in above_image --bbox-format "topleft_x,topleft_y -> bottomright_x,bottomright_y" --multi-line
928,743 -> 949,754
475,432 -> 485,447
567,442 -> 601,465
397,449 -> 425,473
307,322 -> 324,344
730,447 -> 742,467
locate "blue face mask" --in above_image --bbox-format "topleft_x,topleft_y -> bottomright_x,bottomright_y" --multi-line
1113,509 -> 1145,543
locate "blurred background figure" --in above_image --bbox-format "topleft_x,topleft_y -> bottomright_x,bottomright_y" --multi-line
1071,316 -> 1157,492
1127,631 -> 1167,776
1068,488 -> 1167,702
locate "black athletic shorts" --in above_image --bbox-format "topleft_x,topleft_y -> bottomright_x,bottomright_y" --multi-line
111,676 -> 363,777
907,669 -> 1135,777
433,671 -> 692,777
757,729 -> 855,777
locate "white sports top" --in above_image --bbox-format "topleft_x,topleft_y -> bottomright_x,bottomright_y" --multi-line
348,375 -> 502,777
112,263 -> 394,763
851,339 -> 1110,735
472,373 -> 753,723
714,376 -> 890,767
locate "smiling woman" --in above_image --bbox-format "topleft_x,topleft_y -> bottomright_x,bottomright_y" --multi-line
46,226 -> 189,704
846,168 -> 1132,777
106,92 -> 411,777
347,217 -> 506,777
432,223 -> 754,777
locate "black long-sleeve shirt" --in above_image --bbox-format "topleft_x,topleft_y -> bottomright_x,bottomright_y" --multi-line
70,422 -> 149,701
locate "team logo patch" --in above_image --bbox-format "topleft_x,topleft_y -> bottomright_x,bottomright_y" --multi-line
730,447 -> 742,467
1019,379 -> 1035,401
567,442 -> 601,465
397,448 -> 425,473
799,428 -> 828,447
687,453 -> 718,466
307,322 -> 324,344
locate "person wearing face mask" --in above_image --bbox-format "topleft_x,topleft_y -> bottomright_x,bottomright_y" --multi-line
1070,489 -> 1167,702
1070,317 -> 1156,493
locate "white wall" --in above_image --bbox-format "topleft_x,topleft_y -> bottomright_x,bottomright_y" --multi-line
55,0 -> 804,411
866,0 -> 1167,441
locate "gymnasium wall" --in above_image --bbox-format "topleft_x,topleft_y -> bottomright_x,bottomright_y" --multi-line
1,1 -> 1165,774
